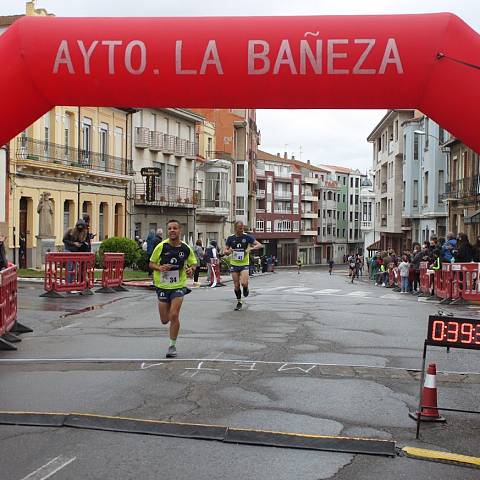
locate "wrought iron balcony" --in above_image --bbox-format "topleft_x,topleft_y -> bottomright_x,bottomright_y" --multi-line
16,137 -> 133,175
443,176 -> 480,200
134,183 -> 199,207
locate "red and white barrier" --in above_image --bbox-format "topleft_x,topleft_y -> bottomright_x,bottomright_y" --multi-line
41,252 -> 95,297
97,253 -> 128,293
0,265 -> 32,351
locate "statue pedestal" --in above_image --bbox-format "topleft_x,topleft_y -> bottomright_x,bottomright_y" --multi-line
36,236 -> 56,268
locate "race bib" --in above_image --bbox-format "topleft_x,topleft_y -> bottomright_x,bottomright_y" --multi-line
233,249 -> 245,261
161,269 -> 179,284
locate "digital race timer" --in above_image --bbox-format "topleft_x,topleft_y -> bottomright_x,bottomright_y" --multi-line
427,315 -> 480,350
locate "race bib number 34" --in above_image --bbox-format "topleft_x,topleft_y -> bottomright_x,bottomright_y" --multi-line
161,270 -> 179,284
233,250 -> 245,261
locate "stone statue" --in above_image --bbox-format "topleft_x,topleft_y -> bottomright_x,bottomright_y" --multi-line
37,192 -> 54,238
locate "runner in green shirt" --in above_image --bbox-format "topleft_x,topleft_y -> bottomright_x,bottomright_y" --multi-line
149,219 -> 197,358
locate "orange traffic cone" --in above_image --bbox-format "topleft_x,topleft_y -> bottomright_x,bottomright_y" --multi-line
409,363 -> 446,422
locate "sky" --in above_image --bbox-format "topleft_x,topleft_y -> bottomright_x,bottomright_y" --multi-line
2,0 -> 479,172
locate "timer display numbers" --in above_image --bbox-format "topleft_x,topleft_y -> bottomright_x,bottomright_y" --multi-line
427,315 -> 480,350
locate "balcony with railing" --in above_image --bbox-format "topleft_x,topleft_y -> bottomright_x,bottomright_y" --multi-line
256,189 -> 266,199
134,183 -> 199,207
443,176 -> 480,200
274,191 -> 292,200
196,199 -> 230,217
134,127 -> 197,158
274,208 -> 292,214
16,137 -> 133,176
361,220 -> 372,230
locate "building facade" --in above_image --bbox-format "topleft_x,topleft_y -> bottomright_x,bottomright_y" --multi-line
254,151 -> 301,265
368,110 -> 416,253
442,138 -> 480,240
130,108 -> 201,242
189,109 -> 260,230
402,116 -> 448,247
9,106 -> 133,267
360,176 -> 377,258
195,120 -> 233,247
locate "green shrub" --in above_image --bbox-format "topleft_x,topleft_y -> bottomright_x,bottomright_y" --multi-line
98,237 -> 142,269
135,251 -> 150,272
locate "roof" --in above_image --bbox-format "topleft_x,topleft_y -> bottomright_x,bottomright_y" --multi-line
366,109 -> 416,142
0,15 -> 24,27
257,150 -> 327,173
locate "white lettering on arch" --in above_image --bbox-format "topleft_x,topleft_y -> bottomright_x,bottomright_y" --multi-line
353,39 -> 376,74
125,40 -> 146,75
379,38 -> 403,74
53,40 -> 75,74
248,40 -> 270,75
200,40 -> 224,75
299,39 -> 322,74
273,40 -> 297,75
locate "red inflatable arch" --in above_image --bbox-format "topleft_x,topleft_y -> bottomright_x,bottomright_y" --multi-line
1,13 -> 479,150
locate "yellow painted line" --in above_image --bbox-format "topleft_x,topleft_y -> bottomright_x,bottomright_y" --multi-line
403,447 -> 480,468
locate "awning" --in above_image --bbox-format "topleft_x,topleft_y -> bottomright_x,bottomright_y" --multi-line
367,240 -> 381,251
464,209 -> 480,224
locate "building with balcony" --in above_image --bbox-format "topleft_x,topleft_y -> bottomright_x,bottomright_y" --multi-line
190,109 -> 260,230
441,137 -> 480,240
131,108 -> 202,242
317,171 -> 339,263
195,120 -> 233,247
8,106 -> 133,267
254,150 -> 301,265
402,116 -> 449,247
367,109 -> 416,253
360,176 -> 377,258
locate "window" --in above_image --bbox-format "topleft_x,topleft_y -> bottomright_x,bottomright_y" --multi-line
205,171 -> 228,205
266,221 -> 272,232
165,165 -> 177,187
293,221 -> 299,232
100,122 -> 108,165
355,195 -> 359,205
343,211 -> 346,221
134,222 -> 142,239
164,117 -> 170,134
438,170 -> 445,201
274,220 -> 291,232
354,212 -> 359,221
342,229 -> 346,237
413,180 -> 418,207
99,202 -> 108,241
337,228 -> 340,237
44,112 -> 50,152
322,227 -> 326,236
343,176 -> 346,186
176,121 -> 181,137
235,196 -> 245,215
349,212 -> 353,222
424,172 -> 429,205
349,194 -> 353,205
63,200 -> 72,232
114,127 -> 123,158
82,117 -> 92,163
355,178 -> 359,188
343,194 -> 346,203
293,202 -> 299,214
350,177 -> 353,188
414,134 -> 419,160
236,163 -> 245,183
403,181 -> 406,208
187,125 -> 192,142
256,219 -> 264,232
394,120 -> 399,141
207,137 -> 213,154
207,232 -> 218,245
349,229 -> 353,239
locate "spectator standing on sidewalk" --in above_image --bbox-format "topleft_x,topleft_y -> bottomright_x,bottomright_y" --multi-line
193,240 -> 204,287
398,255 -> 410,293
454,233 -> 474,263
204,240 -> 219,285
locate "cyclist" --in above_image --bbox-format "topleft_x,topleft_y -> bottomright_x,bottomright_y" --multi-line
149,219 -> 197,358
224,221 -> 262,311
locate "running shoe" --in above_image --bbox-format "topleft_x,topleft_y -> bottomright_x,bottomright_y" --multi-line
234,301 -> 243,311
243,286 -> 249,297
166,345 -> 177,358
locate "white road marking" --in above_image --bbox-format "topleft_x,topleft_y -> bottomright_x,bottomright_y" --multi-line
55,322 -> 82,331
346,291 -> 370,297
313,289 -> 342,294
288,287 -> 311,292
96,312 -> 110,318
20,455 -> 76,480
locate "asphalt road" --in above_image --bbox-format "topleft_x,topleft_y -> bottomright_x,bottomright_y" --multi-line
1,269 -> 479,479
